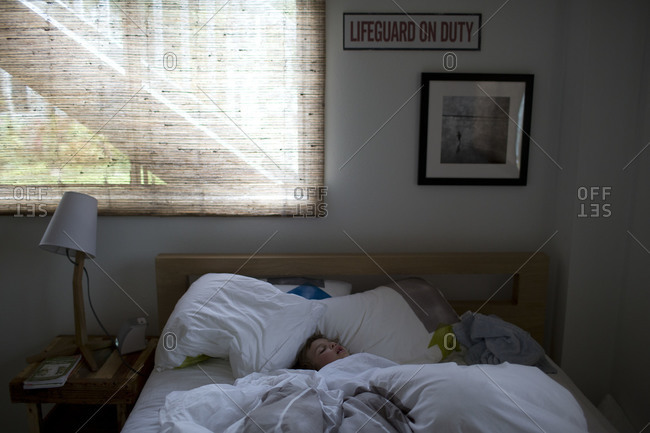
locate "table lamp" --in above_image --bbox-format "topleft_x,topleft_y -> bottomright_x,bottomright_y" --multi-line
35,191 -> 111,371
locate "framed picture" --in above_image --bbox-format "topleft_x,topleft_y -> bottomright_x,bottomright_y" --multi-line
418,73 -> 534,185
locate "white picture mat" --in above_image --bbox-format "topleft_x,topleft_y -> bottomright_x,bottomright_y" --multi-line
425,80 -> 526,179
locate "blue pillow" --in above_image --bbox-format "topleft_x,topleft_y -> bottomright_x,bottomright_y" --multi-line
265,277 -> 351,298
287,284 -> 331,300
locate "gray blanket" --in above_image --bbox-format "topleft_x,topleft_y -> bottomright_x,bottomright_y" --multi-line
452,311 -> 556,373
340,388 -> 413,433
240,382 -> 414,433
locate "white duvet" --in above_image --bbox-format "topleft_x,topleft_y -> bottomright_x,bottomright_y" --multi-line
159,353 -> 589,433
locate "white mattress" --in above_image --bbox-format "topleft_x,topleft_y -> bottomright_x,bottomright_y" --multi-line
122,356 -> 619,433
122,358 -> 235,433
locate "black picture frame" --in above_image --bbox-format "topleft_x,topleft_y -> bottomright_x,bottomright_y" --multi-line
418,73 -> 534,185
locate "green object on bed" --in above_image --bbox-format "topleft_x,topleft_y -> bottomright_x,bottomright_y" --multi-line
428,324 -> 459,360
176,354 -> 211,369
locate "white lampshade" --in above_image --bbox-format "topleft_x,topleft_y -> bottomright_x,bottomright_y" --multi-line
40,191 -> 98,258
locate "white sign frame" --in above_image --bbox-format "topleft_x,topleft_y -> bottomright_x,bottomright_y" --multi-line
343,13 -> 481,50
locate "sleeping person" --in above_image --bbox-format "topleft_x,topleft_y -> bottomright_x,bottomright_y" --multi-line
294,332 -> 349,370
295,331 -> 427,372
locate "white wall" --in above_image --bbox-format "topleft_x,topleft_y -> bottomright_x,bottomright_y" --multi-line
550,2 -> 650,430
0,0 -> 647,431
609,8 -> 650,428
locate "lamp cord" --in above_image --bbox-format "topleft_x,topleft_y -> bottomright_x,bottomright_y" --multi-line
65,250 -> 145,377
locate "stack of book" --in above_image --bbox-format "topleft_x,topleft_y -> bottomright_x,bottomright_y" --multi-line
23,355 -> 81,389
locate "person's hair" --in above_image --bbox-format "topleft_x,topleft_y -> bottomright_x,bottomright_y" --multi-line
293,331 -> 339,370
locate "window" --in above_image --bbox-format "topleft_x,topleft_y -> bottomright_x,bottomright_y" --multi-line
0,0 -> 324,215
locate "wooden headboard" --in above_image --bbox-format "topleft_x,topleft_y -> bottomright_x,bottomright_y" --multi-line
155,252 -> 549,344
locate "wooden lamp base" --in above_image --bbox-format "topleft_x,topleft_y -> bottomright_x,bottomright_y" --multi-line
27,251 -> 112,371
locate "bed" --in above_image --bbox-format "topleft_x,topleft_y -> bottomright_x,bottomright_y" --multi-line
122,252 -> 617,432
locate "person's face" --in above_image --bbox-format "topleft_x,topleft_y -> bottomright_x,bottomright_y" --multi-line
307,338 -> 349,370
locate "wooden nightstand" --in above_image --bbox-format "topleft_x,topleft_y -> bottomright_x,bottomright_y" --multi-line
9,335 -> 158,433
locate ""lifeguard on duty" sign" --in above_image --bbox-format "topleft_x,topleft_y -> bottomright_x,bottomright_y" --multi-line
343,13 -> 481,50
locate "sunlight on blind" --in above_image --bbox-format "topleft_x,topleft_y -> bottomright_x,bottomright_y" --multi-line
0,0 -> 324,215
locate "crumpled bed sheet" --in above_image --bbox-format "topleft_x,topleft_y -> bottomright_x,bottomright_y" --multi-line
159,353 -> 589,433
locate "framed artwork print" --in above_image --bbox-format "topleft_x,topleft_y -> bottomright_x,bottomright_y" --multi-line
418,73 -> 534,185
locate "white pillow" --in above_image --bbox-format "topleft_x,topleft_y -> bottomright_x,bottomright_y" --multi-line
322,279 -> 353,297
155,273 -> 325,377
317,286 -> 442,364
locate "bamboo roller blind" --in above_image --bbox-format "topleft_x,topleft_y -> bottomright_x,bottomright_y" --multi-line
0,0 -> 325,216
